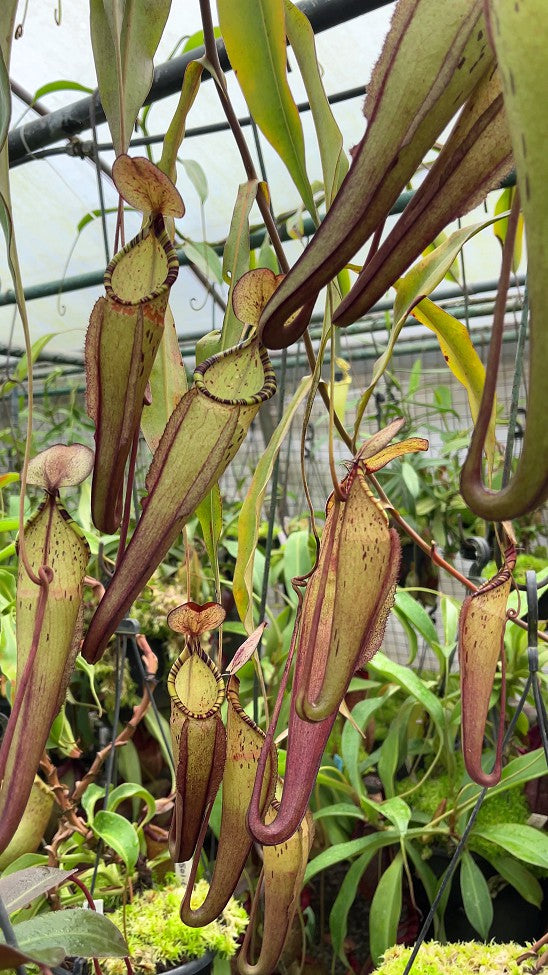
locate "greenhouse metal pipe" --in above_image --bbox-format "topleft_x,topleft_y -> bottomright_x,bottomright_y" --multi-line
1,293 -> 524,370
174,298 -> 524,351
7,0 -> 391,166
266,325 -> 523,368
0,168 -> 518,308
9,85 -> 368,167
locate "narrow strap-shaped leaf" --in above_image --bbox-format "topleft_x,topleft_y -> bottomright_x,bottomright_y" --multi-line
460,850 -> 493,939
334,66 -> 512,325
284,0 -> 348,207
90,0 -> 171,155
221,180 -> 259,350
233,375 -> 313,632
217,0 -> 315,218
259,0 -> 492,347
368,852 -> 404,966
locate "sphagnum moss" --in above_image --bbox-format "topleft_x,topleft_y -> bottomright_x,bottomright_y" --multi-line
376,941 -> 531,974
102,879 -> 248,975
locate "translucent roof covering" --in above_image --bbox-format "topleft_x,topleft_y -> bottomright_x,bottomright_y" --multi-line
1,0 -> 520,366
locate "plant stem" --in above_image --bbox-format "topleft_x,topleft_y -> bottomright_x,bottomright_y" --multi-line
198,0 -> 354,456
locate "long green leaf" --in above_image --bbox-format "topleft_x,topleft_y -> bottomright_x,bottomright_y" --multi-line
233,375 -> 312,631
90,0 -> 171,155
282,529 -> 313,606
284,0 -> 348,207
92,811 -> 140,871
195,483 -> 223,572
217,0 -> 315,217
0,5 -> 35,423
369,851 -> 404,966
221,180 -> 259,349
472,824 -> 548,869
33,80 -> 93,100
462,748 -> 546,805
330,850 -> 377,966
304,830 -> 398,884
341,697 -> 387,797
0,333 -> 59,396
181,240 -> 223,284
313,802 -> 366,823
485,853 -> 543,909
159,61 -> 203,181
368,651 -> 444,733
460,850 -> 493,939
11,909 -> 128,959
394,590 -> 439,649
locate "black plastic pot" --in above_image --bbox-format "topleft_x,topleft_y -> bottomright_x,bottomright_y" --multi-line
162,952 -> 214,975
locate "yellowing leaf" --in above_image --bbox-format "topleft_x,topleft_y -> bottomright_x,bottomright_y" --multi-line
412,298 -> 496,471
353,212 -> 506,441
494,186 -> 524,272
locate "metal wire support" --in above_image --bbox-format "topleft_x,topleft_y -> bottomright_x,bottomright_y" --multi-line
90,631 -> 127,897
526,571 -> 548,763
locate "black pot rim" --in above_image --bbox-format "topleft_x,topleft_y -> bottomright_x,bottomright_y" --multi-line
159,950 -> 214,975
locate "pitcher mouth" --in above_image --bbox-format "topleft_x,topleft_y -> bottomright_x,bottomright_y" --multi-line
193,336 -> 277,407
104,215 -> 179,306
168,646 -> 225,720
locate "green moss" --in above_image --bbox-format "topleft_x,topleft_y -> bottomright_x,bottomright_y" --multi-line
397,763 -> 532,865
376,941 -> 530,974
482,553 -> 548,584
102,878 -> 248,975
